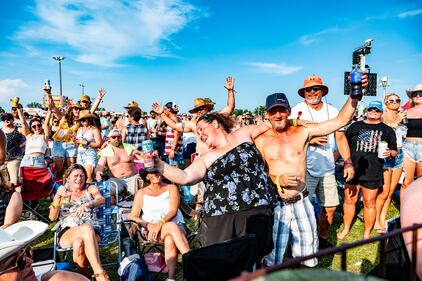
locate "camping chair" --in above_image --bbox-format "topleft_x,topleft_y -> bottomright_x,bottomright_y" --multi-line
19,166 -> 55,223
182,234 -> 257,281
52,180 -> 122,269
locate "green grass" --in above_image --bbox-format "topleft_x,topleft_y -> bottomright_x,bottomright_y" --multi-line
28,196 -> 401,280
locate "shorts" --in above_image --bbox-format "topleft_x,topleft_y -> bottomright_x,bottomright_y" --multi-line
383,149 -> 404,169
402,140 -> 422,163
20,155 -> 47,168
306,173 -> 340,207
264,197 -> 318,267
199,206 -> 273,263
346,178 -> 384,189
183,143 -> 196,160
58,226 -> 101,240
51,141 -> 78,158
76,148 -> 97,167
163,154 -> 184,168
110,174 -> 139,196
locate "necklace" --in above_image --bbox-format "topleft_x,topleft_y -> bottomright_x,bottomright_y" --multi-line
306,102 -> 330,122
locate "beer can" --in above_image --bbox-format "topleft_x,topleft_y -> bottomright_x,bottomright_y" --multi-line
44,79 -> 51,90
142,140 -> 154,153
378,141 -> 388,158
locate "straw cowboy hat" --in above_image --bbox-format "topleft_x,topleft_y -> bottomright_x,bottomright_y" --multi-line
406,84 -> 422,98
78,110 -> 98,120
0,221 -> 48,260
188,98 -> 215,114
298,75 -> 329,98
79,95 -> 91,103
124,100 -> 139,109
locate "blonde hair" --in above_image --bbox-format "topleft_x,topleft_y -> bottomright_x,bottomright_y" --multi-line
383,93 -> 400,105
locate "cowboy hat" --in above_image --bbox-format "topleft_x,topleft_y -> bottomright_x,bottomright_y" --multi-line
298,75 -> 329,98
78,110 -> 98,120
0,221 -> 48,260
406,84 -> 422,98
124,100 -> 139,109
188,98 -> 215,114
79,95 -> 91,103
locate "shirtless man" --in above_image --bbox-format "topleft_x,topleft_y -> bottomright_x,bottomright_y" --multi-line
95,129 -> 141,200
255,92 -> 358,267
152,76 -> 235,155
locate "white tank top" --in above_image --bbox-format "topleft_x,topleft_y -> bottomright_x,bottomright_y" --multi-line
141,190 -> 184,224
25,134 -> 47,155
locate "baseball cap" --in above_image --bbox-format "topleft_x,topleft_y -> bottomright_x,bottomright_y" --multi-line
367,100 -> 383,111
265,93 -> 291,111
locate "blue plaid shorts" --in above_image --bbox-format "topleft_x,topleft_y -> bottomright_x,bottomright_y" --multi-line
264,196 -> 318,267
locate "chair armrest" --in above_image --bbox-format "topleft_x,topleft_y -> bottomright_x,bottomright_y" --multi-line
51,221 -> 62,232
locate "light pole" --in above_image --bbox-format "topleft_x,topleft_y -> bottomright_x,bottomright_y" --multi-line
379,76 -> 390,100
52,56 -> 65,96
79,83 -> 85,95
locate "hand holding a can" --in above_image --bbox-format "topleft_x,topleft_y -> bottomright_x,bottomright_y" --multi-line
378,141 -> 390,158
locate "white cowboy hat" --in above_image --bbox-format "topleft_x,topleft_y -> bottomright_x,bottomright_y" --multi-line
406,84 -> 422,98
0,221 -> 48,260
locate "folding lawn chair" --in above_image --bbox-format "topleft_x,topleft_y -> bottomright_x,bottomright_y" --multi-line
19,166 -> 55,223
182,234 -> 257,281
52,180 -> 122,268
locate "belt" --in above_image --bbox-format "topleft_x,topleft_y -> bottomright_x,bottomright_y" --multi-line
277,190 -> 309,205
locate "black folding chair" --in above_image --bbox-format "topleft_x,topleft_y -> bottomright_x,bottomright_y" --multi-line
182,234 -> 257,281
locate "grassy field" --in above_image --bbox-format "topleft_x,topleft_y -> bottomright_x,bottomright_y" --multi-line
30,195 -> 400,281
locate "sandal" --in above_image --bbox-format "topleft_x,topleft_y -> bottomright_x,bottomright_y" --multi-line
91,271 -> 110,281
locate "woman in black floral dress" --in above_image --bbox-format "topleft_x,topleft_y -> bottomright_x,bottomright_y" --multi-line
154,113 -> 275,264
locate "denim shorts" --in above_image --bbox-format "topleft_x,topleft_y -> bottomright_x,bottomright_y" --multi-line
51,141 -> 78,158
20,155 -> 46,168
77,148 -> 97,167
383,149 -> 404,169
402,140 -> 422,163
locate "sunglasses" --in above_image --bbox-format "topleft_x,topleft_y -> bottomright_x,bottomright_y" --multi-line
368,107 -> 382,113
193,105 -> 207,113
11,107 -> 17,111
53,120 -> 60,124
304,86 -> 322,93
411,92 -> 422,98
0,246 -> 33,275
80,100 -> 90,103
110,135 -> 122,139
31,124 -> 42,129
387,99 -> 401,104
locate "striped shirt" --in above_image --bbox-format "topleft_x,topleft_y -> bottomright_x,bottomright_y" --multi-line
164,117 -> 183,156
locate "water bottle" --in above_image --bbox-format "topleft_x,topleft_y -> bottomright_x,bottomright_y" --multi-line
350,65 -> 363,99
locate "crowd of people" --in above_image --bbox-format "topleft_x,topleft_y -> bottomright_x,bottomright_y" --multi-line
0,75 -> 421,280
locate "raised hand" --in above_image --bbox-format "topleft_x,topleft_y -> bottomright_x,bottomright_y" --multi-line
98,88 -> 106,99
224,76 -> 234,92
151,102 -> 164,114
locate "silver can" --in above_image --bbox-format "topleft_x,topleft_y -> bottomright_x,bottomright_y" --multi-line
142,140 -> 154,153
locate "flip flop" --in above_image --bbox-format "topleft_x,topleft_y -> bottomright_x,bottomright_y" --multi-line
375,227 -> 386,234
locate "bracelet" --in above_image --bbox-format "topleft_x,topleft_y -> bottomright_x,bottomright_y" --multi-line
292,118 -> 298,127
160,113 -> 166,118
344,159 -> 354,168
50,202 -> 60,209
159,218 -> 166,224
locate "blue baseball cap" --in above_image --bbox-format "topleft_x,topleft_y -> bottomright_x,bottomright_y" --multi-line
367,100 -> 383,111
265,93 -> 291,111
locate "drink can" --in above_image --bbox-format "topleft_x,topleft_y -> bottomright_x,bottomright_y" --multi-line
44,79 -> 51,90
142,140 -> 154,153
11,97 -> 20,107
378,141 -> 388,158
144,153 -> 155,168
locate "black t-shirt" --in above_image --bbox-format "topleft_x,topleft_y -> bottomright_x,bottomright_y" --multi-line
345,121 -> 397,181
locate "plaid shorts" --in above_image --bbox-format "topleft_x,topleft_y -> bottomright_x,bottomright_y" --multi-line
264,196 -> 318,267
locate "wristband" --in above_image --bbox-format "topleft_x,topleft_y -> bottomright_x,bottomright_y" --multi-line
344,158 -> 354,168
160,113 -> 166,118
292,118 -> 298,127
50,202 -> 60,209
159,218 -> 166,224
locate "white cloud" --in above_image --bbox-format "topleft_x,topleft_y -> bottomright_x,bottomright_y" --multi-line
14,0 -> 200,66
299,27 -> 342,45
245,62 -> 302,76
398,9 -> 422,18
0,79 -> 31,104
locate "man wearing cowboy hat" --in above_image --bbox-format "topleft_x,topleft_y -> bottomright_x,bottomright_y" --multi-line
290,74 -> 354,249
78,88 -> 106,114
152,76 -> 235,155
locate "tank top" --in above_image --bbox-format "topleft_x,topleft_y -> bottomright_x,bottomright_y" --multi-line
141,190 -> 184,224
76,127 -> 96,152
203,142 -> 275,217
406,118 -> 422,138
25,134 -> 47,155
4,128 -> 24,161
164,117 -> 183,155
59,190 -> 100,231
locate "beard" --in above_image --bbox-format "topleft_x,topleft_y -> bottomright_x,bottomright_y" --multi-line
273,119 -> 287,131
305,97 -> 321,105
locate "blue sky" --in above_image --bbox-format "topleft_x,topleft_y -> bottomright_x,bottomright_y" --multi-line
0,0 -> 421,113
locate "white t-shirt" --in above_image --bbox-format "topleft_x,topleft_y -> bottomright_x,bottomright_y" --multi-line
291,101 -> 339,177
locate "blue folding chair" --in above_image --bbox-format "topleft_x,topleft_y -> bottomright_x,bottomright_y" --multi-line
52,180 -> 122,268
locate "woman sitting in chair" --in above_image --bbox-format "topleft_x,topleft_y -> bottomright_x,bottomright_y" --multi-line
130,167 -> 190,281
48,164 -> 109,281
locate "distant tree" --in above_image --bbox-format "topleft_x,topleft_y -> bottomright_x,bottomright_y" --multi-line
233,109 -> 245,116
253,105 -> 265,116
27,102 -> 43,108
